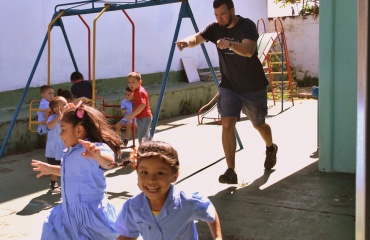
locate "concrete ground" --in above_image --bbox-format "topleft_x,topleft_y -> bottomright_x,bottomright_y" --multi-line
0,99 -> 355,240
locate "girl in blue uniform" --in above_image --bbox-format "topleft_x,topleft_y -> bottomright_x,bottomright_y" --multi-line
114,140 -> 223,240
32,102 -> 123,240
45,96 -> 69,192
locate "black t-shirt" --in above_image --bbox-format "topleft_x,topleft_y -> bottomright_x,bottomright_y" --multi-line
200,16 -> 268,94
71,80 -> 92,99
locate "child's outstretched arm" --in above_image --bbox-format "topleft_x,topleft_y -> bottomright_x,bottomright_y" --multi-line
31,159 -> 61,178
79,139 -> 115,169
208,210 -> 223,240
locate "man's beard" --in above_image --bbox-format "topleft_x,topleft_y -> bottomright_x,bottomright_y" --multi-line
220,14 -> 233,28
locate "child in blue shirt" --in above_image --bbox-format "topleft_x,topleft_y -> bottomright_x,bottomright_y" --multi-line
32,103 -> 123,240
114,140 -> 223,240
115,87 -> 136,147
45,96 -> 69,193
37,85 -> 54,135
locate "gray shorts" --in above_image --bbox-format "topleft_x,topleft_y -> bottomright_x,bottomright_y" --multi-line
217,87 -> 268,126
137,116 -> 152,144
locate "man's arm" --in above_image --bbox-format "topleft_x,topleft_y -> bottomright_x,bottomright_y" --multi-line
217,38 -> 257,57
176,33 -> 206,51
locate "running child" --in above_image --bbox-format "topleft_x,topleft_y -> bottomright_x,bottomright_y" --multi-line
114,140 -> 223,240
31,103 -> 123,240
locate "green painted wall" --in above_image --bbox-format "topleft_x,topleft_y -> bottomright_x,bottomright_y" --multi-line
0,71 -> 217,157
319,0 -> 357,173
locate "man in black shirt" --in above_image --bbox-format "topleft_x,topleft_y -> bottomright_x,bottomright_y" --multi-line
70,71 -> 92,100
176,0 -> 278,184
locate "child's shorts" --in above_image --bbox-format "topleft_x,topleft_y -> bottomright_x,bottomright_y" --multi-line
217,86 -> 268,126
119,118 -> 137,126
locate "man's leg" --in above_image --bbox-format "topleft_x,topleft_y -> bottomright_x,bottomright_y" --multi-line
219,116 -> 238,184
253,123 -> 273,147
254,122 -> 278,170
222,117 -> 238,169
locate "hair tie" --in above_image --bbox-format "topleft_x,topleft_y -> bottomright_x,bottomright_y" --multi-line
75,100 -> 84,118
75,100 -> 82,108
76,109 -> 84,119
130,147 -> 137,169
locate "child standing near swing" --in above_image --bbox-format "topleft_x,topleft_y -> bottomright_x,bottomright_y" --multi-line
115,87 -> 136,147
125,72 -> 152,145
37,85 -> 54,135
45,96 -> 70,193
32,103 -> 122,240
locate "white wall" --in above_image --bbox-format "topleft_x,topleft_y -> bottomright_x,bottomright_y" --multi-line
0,0 -> 267,92
268,15 -> 319,79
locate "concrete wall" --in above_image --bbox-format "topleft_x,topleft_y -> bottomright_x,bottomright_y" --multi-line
0,80 -> 217,157
268,15 -> 319,79
0,0 -> 267,92
319,1 -> 357,173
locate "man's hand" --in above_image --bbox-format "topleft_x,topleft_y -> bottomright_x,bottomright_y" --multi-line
216,39 -> 231,50
176,41 -> 189,51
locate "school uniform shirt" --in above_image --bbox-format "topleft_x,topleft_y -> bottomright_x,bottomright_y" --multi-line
37,98 -> 49,135
119,99 -> 136,124
41,142 -> 118,240
114,184 -> 216,240
45,114 -> 65,160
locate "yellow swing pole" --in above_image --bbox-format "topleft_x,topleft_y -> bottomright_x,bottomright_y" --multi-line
92,4 -> 110,107
47,10 -> 65,86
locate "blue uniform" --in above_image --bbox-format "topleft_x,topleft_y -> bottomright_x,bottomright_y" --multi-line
37,98 -> 49,135
41,142 -> 118,240
45,114 -> 65,160
114,185 -> 216,240
119,99 -> 135,125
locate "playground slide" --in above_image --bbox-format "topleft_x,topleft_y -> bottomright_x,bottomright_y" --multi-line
257,32 -> 279,64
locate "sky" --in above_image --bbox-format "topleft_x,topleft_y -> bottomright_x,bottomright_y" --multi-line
268,0 -> 304,17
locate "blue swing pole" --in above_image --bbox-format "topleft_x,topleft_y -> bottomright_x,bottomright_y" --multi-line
59,18 -> 79,72
0,12 -> 79,159
149,1 -> 187,138
0,34 -> 49,159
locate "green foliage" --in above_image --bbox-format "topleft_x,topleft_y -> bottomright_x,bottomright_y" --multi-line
296,74 -> 319,87
180,98 -> 196,115
273,0 -> 319,18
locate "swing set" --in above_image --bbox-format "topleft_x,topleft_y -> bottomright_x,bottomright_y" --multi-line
0,0 -> 244,158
